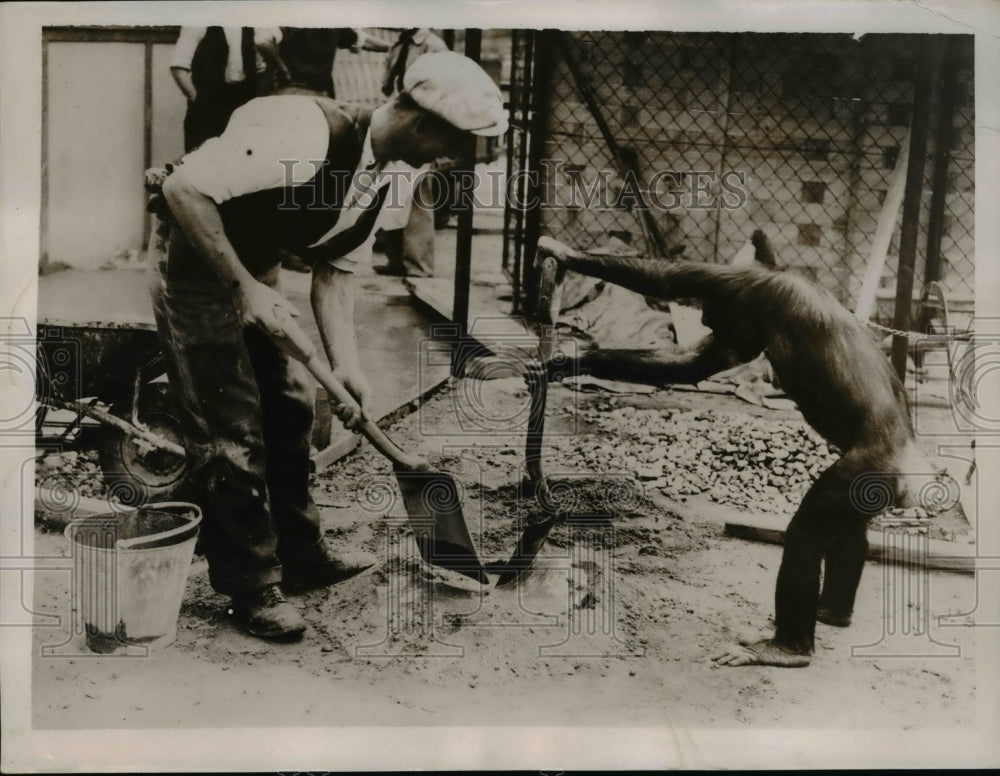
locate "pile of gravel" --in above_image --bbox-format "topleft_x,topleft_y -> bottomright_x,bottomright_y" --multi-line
557,403 -> 840,514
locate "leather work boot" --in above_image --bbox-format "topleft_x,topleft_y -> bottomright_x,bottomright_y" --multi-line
230,584 -> 307,641
282,548 -> 377,594
816,605 -> 852,628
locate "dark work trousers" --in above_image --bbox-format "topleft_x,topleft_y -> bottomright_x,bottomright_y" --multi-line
378,165 -> 436,277
149,231 -> 328,595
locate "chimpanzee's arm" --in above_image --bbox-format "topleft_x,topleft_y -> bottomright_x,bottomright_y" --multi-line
552,334 -> 745,387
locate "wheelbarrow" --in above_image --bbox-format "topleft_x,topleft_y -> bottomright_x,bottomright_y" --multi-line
35,317 -> 188,505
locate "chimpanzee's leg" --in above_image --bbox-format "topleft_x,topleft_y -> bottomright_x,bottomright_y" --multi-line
536,236 -> 756,302
817,518 -> 870,627
714,452 -> 872,667
772,469 -> 844,651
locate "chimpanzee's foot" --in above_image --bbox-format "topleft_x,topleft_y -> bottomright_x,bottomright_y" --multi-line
816,605 -> 852,627
712,639 -> 811,667
534,236 -> 577,277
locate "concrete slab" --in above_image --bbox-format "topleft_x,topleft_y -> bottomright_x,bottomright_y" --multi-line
406,277 -> 534,345
280,269 -> 451,462
37,268 -> 157,328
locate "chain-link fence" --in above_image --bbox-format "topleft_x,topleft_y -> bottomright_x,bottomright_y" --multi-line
331,27 -> 399,107
504,31 -> 974,320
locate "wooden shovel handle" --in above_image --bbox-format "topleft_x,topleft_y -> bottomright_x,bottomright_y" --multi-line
272,312 -> 426,471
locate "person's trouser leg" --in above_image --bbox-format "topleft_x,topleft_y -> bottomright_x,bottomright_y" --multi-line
150,253 -> 286,595
400,171 -> 436,277
241,273 -> 325,566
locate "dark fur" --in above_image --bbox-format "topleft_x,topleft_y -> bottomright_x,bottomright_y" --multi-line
555,252 -> 917,655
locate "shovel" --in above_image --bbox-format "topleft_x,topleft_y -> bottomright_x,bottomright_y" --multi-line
495,249 -> 566,586
272,313 -> 488,584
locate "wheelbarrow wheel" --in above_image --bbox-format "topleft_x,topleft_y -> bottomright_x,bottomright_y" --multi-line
97,382 -> 188,506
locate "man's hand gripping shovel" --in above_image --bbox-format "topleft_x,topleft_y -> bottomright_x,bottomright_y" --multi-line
268,307 -> 488,584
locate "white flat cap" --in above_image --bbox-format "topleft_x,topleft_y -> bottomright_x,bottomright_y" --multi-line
403,51 -> 508,137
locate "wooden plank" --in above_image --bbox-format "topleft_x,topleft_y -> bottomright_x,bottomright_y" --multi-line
875,287 -> 975,306
43,27 -> 180,44
854,128 -> 910,322
406,277 -> 536,346
310,433 -> 362,473
723,511 -> 977,574
407,277 -> 455,321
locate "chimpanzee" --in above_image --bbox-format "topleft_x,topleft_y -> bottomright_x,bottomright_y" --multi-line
536,236 -> 941,667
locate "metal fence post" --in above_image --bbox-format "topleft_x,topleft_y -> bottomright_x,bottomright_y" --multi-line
521,29 -> 556,317
450,29 -> 483,377
923,36 -> 961,293
891,36 -> 942,380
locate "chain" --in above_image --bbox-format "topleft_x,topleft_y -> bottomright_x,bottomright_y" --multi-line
857,316 -> 973,343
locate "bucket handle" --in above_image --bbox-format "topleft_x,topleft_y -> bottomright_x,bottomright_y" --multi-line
116,502 -> 203,550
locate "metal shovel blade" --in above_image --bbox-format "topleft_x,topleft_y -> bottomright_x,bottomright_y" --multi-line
394,467 -> 488,584
266,312 -> 488,585
494,513 -> 562,587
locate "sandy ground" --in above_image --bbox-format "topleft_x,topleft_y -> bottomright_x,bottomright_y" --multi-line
30,373 -> 992,740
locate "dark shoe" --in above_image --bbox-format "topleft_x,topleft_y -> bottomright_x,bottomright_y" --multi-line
283,549 -> 377,594
816,605 -> 852,628
373,264 -> 407,276
400,264 -> 433,278
230,584 -> 307,641
278,249 -> 312,274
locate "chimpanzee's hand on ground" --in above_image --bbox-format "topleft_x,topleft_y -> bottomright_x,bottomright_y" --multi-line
544,347 -> 575,382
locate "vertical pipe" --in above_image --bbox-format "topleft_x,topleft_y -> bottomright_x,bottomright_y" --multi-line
40,39 -> 50,268
522,29 -> 556,317
512,30 -> 535,314
501,31 -> 519,278
450,29 -> 482,377
916,36 -> 959,341
840,38 -> 871,307
143,39 -> 154,248
891,37 -> 941,380
923,36 -> 959,292
711,33 -> 737,265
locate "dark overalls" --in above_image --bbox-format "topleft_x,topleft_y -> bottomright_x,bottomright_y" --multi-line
151,100 -> 386,595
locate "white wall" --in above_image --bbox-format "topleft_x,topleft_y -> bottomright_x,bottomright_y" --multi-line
150,42 -> 187,167
44,38 -> 186,270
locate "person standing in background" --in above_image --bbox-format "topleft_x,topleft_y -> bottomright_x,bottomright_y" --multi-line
257,27 -> 389,98
374,28 -> 450,277
170,26 -> 270,152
